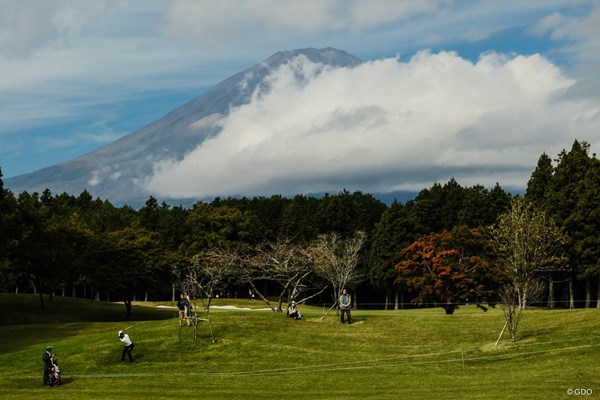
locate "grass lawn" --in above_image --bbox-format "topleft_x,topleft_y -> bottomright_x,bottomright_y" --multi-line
0,294 -> 598,399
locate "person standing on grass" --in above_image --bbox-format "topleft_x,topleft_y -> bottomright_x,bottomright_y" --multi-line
339,288 -> 352,324
42,345 -> 54,385
118,330 -> 135,362
177,292 -> 191,327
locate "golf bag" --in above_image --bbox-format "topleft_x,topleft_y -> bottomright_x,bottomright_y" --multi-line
48,358 -> 61,386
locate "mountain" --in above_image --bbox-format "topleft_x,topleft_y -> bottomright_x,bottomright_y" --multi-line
5,48 -> 363,206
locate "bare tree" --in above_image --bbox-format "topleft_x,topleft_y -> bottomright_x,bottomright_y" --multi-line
181,246 -> 239,313
491,198 -> 567,310
307,231 -> 366,319
497,285 -> 521,343
497,280 -> 545,343
491,198 -> 567,342
250,239 -> 327,312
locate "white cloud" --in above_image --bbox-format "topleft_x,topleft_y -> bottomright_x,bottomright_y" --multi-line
530,8 -> 600,101
0,1 -> 226,136
0,0 -> 61,57
2,0 -> 599,184
531,12 -> 571,39
341,0 -> 440,31
144,50 -> 598,199
165,0 -> 441,47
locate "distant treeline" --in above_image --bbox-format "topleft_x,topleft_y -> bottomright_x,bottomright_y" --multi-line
0,139 -> 598,310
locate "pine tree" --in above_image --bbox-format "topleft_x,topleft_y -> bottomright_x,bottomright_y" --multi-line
546,140 -> 596,308
368,200 -> 418,309
525,152 -> 553,208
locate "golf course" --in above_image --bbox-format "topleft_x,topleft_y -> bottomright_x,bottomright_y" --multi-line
0,293 -> 598,399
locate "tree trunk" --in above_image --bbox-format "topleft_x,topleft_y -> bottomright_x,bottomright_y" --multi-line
353,289 -> 357,310
401,290 -> 406,309
248,281 -> 277,312
204,295 -> 213,313
172,284 -> 176,302
394,287 -> 399,310
547,277 -> 555,309
124,300 -> 132,320
442,304 -> 456,314
569,278 -> 575,309
585,279 -> 591,308
384,289 -> 389,310
38,291 -> 45,310
518,285 -> 527,310
597,278 -> 600,308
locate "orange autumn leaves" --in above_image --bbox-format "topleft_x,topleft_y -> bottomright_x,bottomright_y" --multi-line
395,226 -> 498,312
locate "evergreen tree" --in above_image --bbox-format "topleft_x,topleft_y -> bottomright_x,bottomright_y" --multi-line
0,168 -> 18,292
0,167 -> 4,202
545,140 -> 596,307
459,185 -> 490,227
138,196 -> 160,232
317,190 -> 386,238
525,152 -> 553,208
368,200 -> 418,309
248,195 -> 290,242
440,178 -> 464,229
411,182 -> 445,234
569,157 -> 600,307
279,194 -> 320,243
157,203 -> 189,252
487,183 -> 513,219
183,203 -> 260,256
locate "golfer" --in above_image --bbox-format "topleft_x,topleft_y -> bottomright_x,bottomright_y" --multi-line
118,330 -> 135,362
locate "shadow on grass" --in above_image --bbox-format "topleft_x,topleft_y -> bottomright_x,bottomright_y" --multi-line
0,294 -> 176,355
0,294 -> 174,325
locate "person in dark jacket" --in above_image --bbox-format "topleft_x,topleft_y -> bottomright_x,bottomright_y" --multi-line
177,293 -> 191,327
339,288 -> 352,324
42,345 -> 54,385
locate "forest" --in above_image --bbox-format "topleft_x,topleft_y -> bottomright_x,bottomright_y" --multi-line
1,140 -> 599,314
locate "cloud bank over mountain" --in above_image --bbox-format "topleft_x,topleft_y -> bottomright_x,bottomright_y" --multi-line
144,50 -> 595,199
3,1 -> 600,205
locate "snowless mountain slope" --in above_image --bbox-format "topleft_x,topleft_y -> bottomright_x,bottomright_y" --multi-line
5,48 -> 362,205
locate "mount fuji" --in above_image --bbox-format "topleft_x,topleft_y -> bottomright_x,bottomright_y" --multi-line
5,48 -> 363,206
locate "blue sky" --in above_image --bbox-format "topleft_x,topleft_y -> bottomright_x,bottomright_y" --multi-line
1,1 -> 600,199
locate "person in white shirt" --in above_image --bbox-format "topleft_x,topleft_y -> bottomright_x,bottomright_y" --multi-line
118,330 -> 135,362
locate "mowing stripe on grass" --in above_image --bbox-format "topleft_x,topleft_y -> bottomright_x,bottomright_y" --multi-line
495,334 -> 600,348
9,339 -> 599,382
67,342 -> 600,377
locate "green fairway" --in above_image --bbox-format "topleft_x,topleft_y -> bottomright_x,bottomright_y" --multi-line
0,294 -> 598,400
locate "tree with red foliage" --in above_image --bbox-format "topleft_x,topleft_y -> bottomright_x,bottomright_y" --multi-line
395,226 -> 497,314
